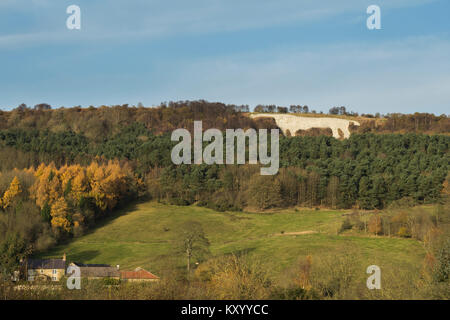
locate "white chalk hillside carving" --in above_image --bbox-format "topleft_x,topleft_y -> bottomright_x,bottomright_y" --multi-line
250,114 -> 360,139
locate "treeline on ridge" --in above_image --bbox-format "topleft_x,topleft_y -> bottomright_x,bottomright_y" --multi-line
1,101 -> 449,138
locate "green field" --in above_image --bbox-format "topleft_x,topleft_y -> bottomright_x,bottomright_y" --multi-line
39,201 -> 426,285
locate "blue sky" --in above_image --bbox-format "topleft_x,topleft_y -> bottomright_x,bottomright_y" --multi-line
0,0 -> 449,114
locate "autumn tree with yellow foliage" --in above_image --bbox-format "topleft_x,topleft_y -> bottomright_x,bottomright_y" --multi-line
50,197 -> 71,233
28,160 -> 138,236
1,176 -> 22,209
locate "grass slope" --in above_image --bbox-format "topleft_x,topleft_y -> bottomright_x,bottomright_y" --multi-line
39,202 -> 426,281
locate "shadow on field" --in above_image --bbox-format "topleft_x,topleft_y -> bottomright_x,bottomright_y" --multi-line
69,250 -> 101,262
82,201 -> 141,237
34,201 -> 144,260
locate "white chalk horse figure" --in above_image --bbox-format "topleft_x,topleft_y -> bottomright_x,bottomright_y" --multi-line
251,114 -> 360,139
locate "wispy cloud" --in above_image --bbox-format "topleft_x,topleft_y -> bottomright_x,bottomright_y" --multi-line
153,35 -> 450,114
0,0 -> 447,114
0,0 -> 440,48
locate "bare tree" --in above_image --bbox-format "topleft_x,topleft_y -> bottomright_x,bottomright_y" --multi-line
179,221 -> 210,278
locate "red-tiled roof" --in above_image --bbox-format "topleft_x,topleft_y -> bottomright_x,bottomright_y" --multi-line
121,268 -> 159,280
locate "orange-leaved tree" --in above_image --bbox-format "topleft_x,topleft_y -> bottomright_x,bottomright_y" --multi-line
2,176 -> 22,209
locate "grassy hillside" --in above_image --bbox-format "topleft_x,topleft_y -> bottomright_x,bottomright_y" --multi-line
39,201 -> 426,284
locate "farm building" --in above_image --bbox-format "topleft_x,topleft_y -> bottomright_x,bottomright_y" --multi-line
69,262 -> 120,279
120,267 -> 159,282
25,254 -> 66,282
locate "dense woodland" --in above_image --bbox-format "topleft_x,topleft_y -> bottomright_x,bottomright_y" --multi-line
0,101 -> 448,280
